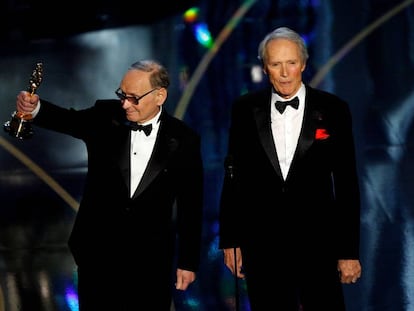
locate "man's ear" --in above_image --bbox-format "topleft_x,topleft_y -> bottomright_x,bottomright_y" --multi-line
301,63 -> 306,72
156,88 -> 167,105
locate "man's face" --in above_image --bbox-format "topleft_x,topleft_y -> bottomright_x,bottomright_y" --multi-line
118,69 -> 165,123
263,38 -> 306,99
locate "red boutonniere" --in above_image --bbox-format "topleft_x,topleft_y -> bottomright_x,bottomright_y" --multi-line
315,128 -> 330,140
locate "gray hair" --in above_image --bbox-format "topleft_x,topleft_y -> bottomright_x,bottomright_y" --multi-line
129,59 -> 170,89
257,27 -> 309,64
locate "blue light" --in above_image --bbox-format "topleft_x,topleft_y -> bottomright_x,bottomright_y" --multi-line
194,22 -> 213,48
65,286 -> 79,311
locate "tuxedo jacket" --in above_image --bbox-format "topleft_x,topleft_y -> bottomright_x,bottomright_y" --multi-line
34,99 -> 204,272
219,84 -> 361,260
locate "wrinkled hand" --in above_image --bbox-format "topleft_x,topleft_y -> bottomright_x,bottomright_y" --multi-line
223,247 -> 245,279
16,90 -> 39,116
175,269 -> 196,291
338,259 -> 361,284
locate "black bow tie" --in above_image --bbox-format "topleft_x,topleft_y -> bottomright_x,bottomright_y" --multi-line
128,122 -> 152,136
275,97 -> 299,114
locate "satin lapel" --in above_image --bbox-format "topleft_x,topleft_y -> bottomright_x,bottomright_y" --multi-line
290,90 -> 322,166
294,103 -> 318,159
254,98 -> 284,179
132,116 -> 176,198
118,129 -> 132,193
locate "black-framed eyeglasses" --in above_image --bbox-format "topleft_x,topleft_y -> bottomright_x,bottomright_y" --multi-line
115,87 -> 159,105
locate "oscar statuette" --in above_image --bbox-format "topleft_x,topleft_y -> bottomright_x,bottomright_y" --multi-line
4,62 -> 43,139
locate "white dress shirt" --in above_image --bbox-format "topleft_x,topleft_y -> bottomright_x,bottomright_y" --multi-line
270,83 -> 306,180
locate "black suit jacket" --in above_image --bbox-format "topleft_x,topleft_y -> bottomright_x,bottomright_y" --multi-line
34,99 -> 204,272
219,85 -> 360,260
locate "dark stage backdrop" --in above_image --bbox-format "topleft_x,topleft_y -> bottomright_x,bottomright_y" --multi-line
1,1 -> 414,310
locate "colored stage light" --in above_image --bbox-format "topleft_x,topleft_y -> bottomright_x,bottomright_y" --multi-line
183,7 -> 199,23
194,22 -> 213,49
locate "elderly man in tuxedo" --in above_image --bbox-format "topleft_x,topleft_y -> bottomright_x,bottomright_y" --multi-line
15,59 -> 204,310
219,27 -> 362,311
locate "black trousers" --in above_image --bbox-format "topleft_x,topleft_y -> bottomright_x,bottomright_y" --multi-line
77,264 -> 174,311
242,250 -> 346,311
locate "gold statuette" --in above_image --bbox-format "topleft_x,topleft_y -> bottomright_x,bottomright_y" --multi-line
4,62 -> 43,139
